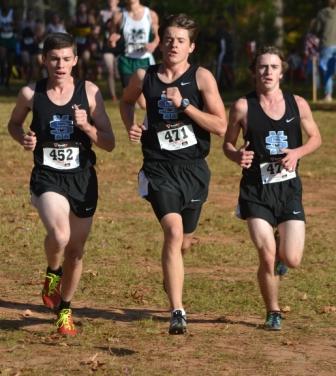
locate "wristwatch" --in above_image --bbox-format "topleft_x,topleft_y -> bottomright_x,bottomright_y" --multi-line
179,98 -> 190,111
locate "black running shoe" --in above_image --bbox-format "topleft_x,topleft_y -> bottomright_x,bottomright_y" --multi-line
169,310 -> 187,335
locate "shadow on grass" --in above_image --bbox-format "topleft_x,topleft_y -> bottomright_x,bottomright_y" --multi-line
0,299 -> 260,330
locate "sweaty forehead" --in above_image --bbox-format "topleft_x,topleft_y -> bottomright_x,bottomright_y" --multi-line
257,53 -> 282,66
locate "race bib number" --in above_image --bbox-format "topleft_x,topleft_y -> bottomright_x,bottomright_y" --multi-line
43,145 -> 80,170
126,42 -> 146,54
260,162 -> 296,184
157,124 -> 197,151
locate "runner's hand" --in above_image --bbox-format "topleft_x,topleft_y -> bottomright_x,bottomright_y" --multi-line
22,130 -> 36,151
281,148 -> 299,172
237,141 -> 254,169
129,123 -> 146,143
108,33 -> 120,48
165,87 -> 182,108
72,104 -> 89,131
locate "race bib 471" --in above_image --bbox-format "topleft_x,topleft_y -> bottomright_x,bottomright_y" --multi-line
157,123 -> 197,151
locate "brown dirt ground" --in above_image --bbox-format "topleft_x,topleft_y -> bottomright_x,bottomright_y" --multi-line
1,176 -> 336,376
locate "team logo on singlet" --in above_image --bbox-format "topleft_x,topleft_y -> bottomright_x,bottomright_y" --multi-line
265,131 -> 288,155
49,114 -> 74,141
126,29 -> 146,53
158,93 -> 178,120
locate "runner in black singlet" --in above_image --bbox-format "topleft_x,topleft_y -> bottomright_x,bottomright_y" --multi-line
223,46 -> 321,331
120,14 -> 227,334
8,33 -> 115,336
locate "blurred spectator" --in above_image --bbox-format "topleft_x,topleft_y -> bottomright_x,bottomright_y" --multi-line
86,24 -> 104,81
108,0 -> 159,109
20,9 -> 36,82
287,49 -> 305,83
32,21 -> 47,80
0,0 -> 18,87
215,17 -> 235,91
303,19 -> 320,85
70,2 -> 96,79
100,0 -> 121,101
246,40 -> 257,64
46,12 -> 66,34
313,0 -> 336,102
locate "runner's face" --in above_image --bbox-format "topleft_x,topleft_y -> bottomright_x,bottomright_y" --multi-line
160,27 -> 195,64
255,53 -> 283,91
43,48 -> 77,81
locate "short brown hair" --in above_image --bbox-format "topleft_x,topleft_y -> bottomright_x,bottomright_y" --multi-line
159,14 -> 199,43
43,32 -> 77,56
249,46 -> 288,73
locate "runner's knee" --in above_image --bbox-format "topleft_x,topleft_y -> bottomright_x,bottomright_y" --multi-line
283,253 -> 302,269
163,225 -> 184,246
47,227 -> 70,249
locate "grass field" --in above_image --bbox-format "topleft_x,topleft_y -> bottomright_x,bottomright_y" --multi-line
0,92 -> 335,376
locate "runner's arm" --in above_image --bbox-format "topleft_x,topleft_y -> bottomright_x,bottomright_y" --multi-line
119,69 -> 146,142
7,84 -> 36,151
185,67 -> 227,136
77,81 -> 115,152
145,10 -> 159,53
108,11 -> 123,48
223,98 -> 254,168
281,96 -> 322,169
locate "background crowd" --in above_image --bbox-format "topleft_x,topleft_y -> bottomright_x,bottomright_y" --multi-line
0,0 -> 335,101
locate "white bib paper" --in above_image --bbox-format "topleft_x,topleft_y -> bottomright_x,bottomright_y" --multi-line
43,146 -> 80,170
260,162 -> 296,184
157,124 -> 197,151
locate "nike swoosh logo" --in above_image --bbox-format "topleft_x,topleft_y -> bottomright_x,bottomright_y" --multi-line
286,117 -> 295,123
181,82 -> 191,86
85,207 -> 94,211
191,199 -> 201,202
293,211 -> 301,215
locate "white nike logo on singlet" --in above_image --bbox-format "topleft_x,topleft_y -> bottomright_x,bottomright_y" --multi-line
181,82 -> 191,86
286,117 -> 295,123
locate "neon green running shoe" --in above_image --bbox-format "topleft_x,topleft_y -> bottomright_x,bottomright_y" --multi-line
42,272 -> 61,310
56,308 -> 77,336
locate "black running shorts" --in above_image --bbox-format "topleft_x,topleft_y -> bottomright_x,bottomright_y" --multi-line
140,159 -> 210,233
237,176 -> 305,226
30,166 -> 98,218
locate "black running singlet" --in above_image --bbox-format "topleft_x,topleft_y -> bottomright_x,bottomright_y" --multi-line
142,64 -> 210,162
31,78 -> 96,173
243,91 -> 302,184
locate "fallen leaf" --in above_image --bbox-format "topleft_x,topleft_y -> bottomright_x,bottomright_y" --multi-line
281,306 -> 291,313
321,306 -> 336,313
300,293 -> 308,301
22,309 -> 32,317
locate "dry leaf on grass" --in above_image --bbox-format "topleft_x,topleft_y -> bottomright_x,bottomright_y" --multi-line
281,306 -> 291,313
321,306 -> 336,313
21,309 -> 32,317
